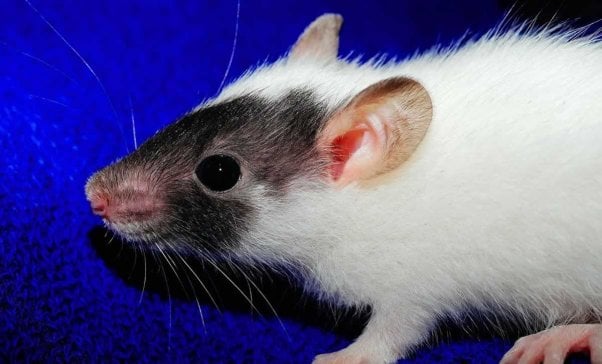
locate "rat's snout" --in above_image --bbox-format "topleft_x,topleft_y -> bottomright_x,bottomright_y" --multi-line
85,169 -> 162,224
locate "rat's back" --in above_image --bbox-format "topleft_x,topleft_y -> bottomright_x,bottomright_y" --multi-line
395,31 -> 602,248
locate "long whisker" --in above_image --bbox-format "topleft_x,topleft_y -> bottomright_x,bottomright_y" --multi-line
128,239 -> 139,280
24,0 -> 129,153
204,257 -> 264,317
233,263 -> 290,340
0,41 -> 78,84
154,221 -> 224,315
216,0 -> 241,93
160,243 -> 189,299
107,230 -> 116,245
154,242 -> 173,352
245,275 -> 253,312
172,250 -> 221,313
142,226 -> 218,333
129,95 -> 138,149
185,267 -> 208,334
116,236 -> 125,259
139,241 -> 148,304
28,94 -> 70,108
161,220 -> 278,324
169,246 -> 209,334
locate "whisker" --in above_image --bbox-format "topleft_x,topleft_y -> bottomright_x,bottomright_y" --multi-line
152,223 -> 223,316
24,0 -> 129,153
160,243 -> 189,299
138,241 -> 148,304
173,250 -> 221,313
245,276 -> 253,313
28,94 -> 70,108
116,237 -> 125,259
204,257 -> 264,318
0,41 -> 79,84
128,239 -> 139,280
129,95 -> 138,149
154,241 -> 173,352
107,230 -> 116,245
233,263 -> 290,340
170,246 -> 209,334
216,0 -> 241,93
185,268 -> 208,334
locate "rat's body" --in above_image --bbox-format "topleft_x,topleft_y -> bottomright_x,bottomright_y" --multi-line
86,15 -> 602,363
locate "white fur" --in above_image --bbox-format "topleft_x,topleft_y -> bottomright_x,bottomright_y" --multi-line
217,30 -> 602,362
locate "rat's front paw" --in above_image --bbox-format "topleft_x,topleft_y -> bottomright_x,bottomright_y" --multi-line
500,324 -> 602,364
312,344 -> 397,364
313,350 -> 375,364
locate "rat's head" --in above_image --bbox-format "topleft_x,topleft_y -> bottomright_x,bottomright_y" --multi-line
85,14 -> 432,258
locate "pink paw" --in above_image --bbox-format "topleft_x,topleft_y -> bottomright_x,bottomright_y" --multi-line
500,324 -> 602,364
312,350 -> 373,364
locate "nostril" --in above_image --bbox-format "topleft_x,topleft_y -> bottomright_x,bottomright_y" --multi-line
90,196 -> 109,218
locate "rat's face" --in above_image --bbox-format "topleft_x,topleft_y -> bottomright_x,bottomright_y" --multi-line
85,91 -> 328,253
85,14 -> 432,259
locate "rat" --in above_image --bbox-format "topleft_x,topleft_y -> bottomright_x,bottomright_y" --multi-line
85,14 -> 602,364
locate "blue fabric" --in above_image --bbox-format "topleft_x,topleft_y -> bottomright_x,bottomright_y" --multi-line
0,1 -> 591,363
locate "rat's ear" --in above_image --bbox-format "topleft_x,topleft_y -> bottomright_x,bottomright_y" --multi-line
289,13 -> 343,62
318,77 -> 432,186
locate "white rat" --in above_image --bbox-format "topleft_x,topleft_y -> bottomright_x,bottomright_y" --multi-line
86,14 -> 602,364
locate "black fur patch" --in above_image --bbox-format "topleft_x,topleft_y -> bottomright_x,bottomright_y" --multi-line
102,89 -> 328,253
213,89 -> 329,190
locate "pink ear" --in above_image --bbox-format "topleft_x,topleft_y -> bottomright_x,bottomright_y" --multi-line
331,127 -> 373,182
319,77 -> 432,186
289,14 -> 343,62
328,115 -> 389,185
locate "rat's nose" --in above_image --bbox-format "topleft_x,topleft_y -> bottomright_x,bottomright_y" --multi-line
90,195 -> 109,218
86,170 -> 160,223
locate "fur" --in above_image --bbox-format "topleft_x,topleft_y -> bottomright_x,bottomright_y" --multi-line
89,21 -> 602,362
220,30 -> 602,361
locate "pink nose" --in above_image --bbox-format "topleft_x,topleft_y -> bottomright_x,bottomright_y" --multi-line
90,196 -> 109,218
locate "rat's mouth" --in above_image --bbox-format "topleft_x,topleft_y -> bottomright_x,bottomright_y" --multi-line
104,219 -> 202,256
105,220 -> 164,244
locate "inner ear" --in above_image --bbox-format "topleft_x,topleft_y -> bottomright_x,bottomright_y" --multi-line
319,77 -> 433,186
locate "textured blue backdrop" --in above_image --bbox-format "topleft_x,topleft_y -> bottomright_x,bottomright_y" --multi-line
0,0 -> 591,363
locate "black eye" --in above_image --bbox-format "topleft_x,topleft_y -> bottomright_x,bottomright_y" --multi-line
195,154 -> 241,192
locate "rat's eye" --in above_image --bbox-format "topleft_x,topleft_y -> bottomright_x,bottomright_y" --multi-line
195,154 -> 241,192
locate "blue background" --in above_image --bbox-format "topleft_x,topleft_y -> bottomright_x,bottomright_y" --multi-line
0,0 -> 594,362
